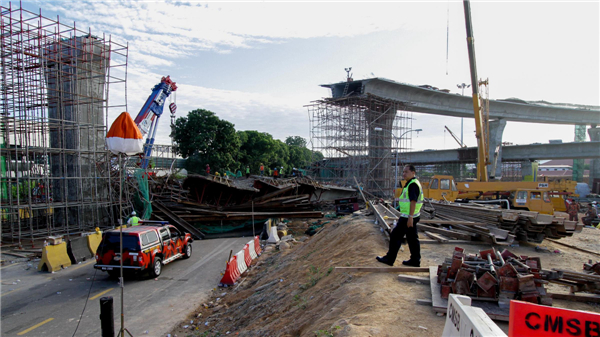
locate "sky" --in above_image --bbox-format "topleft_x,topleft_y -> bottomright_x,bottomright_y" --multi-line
15,0 -> 600,152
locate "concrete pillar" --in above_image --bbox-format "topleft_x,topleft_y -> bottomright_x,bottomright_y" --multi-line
573,124 -> 586,182
521,160 -> 534,181
588,126 -> 600,193
44,36 -> 109,228
487,119 -> 507,180
366,104 -> 396,197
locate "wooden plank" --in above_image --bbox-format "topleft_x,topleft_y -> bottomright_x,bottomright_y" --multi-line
419,220 -> 486,226
429,266 -> 509,321
1,252 -> 30,258
398,274 -> 430,283
549,292 -> 600,303
424,231 -> 449,243
335,266 -> 429,273
546,239 -> 600,257
553,269 -> 600,282
418,224 -> 473,240
420,239 -> 473,245
416,299 -> 433,306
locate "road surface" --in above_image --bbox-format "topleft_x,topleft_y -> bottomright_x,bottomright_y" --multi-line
1,237 -> 250,336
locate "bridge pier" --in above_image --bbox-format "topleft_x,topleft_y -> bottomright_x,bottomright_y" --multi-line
588,126 -> 600,193
487,119 -> 507,180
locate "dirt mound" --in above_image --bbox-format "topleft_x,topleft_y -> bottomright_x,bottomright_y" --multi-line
170,212 -> 445,337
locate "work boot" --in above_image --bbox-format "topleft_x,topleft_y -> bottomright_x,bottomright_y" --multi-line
402,259 -> 420,267
376,256 -> 394,266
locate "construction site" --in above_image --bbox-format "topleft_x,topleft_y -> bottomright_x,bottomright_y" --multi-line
1,4 -> 130,244
2,1 -> 600,337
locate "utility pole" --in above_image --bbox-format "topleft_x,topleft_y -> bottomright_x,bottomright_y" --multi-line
456,82 -> 470,147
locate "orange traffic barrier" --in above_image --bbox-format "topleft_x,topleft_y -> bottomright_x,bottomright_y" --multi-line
243,244 -> 252,267
219,255 -> 240,286
235,250 -> 248,275
254,235 -> 262,256
247,240 -> 258,259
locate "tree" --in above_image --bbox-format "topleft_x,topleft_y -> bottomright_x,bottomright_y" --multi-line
285,136 -> 307,148
236,131 -> 278,172
171,109 -> 240,173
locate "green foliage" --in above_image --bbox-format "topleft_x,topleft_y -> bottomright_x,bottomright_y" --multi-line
172,109 -> 323,175
293,294 -> 308,310
285,136 -> 307,148
314,326 -> 341,337
171,109 -> 240,173
236,130 -> 278,172
300,264 -> 333,290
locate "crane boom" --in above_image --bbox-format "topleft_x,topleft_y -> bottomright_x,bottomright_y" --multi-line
133,76 -> 177,169
444,126 -> 467,148
463,0 -> 488,182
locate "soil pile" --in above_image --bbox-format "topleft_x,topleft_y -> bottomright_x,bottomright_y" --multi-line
171,210 -> 600,337
171,211 -> 444,336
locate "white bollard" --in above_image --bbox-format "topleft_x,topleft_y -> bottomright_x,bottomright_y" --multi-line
442,294 -> 506,337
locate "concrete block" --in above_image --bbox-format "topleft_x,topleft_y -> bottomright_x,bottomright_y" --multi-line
38,242 -> 72,272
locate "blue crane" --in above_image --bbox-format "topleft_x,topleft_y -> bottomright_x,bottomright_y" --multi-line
133,76 -> 177,169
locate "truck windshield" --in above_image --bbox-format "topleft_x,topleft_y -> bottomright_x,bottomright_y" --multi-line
99,233 -> 141,252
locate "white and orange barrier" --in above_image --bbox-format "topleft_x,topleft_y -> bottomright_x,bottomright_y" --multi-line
247,240 -> 258,259
218,235 -> 264,287
254,235 -> 262,256
219,255 -> 240,286
243,244 -> 252,267
235,250 -> 248,275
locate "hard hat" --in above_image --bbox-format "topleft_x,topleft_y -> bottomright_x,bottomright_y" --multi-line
593,201 -> 598,204
131,211 -> 136,216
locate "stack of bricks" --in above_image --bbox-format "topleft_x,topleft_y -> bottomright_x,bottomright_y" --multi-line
437,247 -> 554,309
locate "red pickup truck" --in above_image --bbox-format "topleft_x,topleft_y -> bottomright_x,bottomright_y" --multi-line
94,222 -> 193,278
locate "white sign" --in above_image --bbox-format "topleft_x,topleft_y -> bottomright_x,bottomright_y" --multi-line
537,183 -> 549,189
442,294 -> 507,337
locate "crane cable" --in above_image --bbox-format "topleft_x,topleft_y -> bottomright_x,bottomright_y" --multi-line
446,0 -> 450,75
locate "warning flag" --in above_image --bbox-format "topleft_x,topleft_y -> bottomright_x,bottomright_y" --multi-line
106,112 -> 144,155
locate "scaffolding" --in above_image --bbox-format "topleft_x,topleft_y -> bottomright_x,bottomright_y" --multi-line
414,161 -> 528,183
1,3 -> 128,244
307,95 -> 413,198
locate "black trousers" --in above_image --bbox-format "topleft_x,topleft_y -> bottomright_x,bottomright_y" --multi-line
385,216 -> 420,263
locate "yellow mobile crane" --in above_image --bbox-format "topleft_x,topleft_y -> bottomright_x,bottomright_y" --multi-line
417,1 -> 578,214
463,0 -> 489,183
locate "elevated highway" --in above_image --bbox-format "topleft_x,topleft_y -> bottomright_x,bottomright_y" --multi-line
405,142 -> 600,164
322,78 -> 600,125
321,78 -> 600,185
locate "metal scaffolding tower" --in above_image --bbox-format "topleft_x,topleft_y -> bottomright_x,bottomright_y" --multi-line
307,95 -> 413,198
1,3 -> 128,244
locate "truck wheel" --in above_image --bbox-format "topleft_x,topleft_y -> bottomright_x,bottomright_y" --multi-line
183,243 -> 192,259
150,257 -> 162,277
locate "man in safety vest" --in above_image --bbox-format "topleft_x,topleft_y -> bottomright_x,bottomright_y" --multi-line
376,164 -> 423,267
127,211 -> 140,226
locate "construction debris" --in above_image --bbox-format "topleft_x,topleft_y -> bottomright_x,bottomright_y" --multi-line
423,201 -> 582,243
144,175 -> 356,236
436,247 -> 553,309
370,198 -> 583,245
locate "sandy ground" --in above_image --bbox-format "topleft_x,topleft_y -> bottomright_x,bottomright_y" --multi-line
170,210 -> 600,337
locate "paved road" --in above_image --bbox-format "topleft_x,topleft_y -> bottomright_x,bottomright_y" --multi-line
1,237 -> 250,336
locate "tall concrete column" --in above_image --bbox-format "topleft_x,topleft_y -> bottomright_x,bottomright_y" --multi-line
44,36 -> 109,228
521,160 -> 534,181
573,124 -> 586,182
366,105 -> 396,197
487,119 -> 507,180
588,126 -> 600,193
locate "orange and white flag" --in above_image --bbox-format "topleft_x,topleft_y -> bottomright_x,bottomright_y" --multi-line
106,112 -> 144,155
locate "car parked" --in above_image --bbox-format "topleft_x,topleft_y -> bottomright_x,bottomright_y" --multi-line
94,222 -> 193,278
